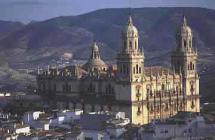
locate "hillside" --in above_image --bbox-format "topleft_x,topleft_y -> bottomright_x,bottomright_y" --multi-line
0,7 -> 214,101
0,20 -> 24,40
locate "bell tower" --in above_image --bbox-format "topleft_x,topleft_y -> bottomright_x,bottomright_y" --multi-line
116,16 -> 146,124
117,16 -> 144,82
172,16 -> 198,76
171,16 -> 200,112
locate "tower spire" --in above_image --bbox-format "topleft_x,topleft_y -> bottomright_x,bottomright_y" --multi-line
128,16 -> 133,26
91,42 -> 100,60
183,15 -> 187,26
128,0 -> 133,26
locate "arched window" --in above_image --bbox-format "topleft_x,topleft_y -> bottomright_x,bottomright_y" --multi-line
184,40 -> 187,48
122,64 -> 125,74
190,62 -> 193,70
65,82 -> 68,92
191,100 -> 195,109
137,106 -> 141,115
161,84 -> 165,91
106,84 -> 114,95
136,64 -> 139,74
136,85 -> 141,100
135,41 -> 137,49
165,103 -> 169,111
139,67 -> 141,74
88,83 -> 95,93
42,83 -> 46,91
53,84 -> 56,92
62,84 -> 65,92
146,87 -> 150,98
190,40 -> 192,48
150,104 -> 154,112
146,85 -> 153,98
190,81 -> 194,95
129,41 -> 132,49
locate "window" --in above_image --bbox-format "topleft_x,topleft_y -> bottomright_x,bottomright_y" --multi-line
135,41 -> 137,49
161,84 -> 165,90
122,64 -> 126,74
184,40 -> 187,48
88,83 -> 95,93
106,84 -> 114,95
53,84 -> 56,92
191,101 -> 195,109
137,106 -> 141,115
150,105 -> 154,112
136,86 -> 141,100
165,103 -> 169,111
85,137 -> 93,140
139,67 -> 141,74
129,41 -> 132,49
48,83 -> 51,91
191,62 -> 193,70
190,40 -> 192,48
146,86 -> 152,98
63,82 -> 71,92
136,64 -> 139,74
62,84 -> 65,92
190,81 -> 194,95
42,84 -> 46,91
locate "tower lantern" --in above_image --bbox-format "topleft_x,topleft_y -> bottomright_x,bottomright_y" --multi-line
171,16 -> 200,112
117,16 -> 144,82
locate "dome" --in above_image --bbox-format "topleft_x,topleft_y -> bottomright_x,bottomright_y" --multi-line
86,59 -> 107,68
178,16 -> 192,37
83,42 -> 108,72
92,42 -> 99,52
84,59 -> 107,72
123,16 -> 138,37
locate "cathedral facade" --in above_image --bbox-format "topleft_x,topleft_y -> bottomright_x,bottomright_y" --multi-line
37,16 -> 200,125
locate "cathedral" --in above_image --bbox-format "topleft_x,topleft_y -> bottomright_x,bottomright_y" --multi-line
37,16 -> 200,125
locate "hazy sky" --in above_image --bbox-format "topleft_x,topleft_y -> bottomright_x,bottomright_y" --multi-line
0,0 -> 214,23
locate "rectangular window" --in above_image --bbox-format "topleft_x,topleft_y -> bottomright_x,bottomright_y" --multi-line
85,137 -> 93,140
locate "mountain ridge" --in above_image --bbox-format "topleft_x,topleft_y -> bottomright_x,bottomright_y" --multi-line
0,7 -> 214,101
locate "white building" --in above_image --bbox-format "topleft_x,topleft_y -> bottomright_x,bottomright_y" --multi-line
50,109 -> 83,127
23,111 -> 44,123
6,123 -> 30,135
80,113 -> 129,140
139,112 -> 215,140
